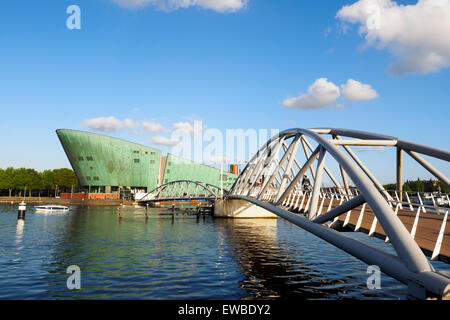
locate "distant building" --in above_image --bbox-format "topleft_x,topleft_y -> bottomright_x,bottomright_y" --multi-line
56,129 -> 238,197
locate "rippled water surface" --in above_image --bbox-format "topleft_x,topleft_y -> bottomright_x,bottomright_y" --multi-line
0,204 -> 448,299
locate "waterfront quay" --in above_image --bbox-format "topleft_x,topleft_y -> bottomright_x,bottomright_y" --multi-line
0,196 -> 130,206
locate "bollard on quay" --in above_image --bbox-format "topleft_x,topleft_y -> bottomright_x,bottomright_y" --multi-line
18,201 -> 26,220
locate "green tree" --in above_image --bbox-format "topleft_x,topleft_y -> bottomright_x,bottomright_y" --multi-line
410,179 -> 424,192
0,169 -> 6,190
40,170 -> 55,192
12,168 -> 32,191
383,183 -> 396,191
436,181 -> 450,194
53,168 -> 78,191
402,183 -> 411,192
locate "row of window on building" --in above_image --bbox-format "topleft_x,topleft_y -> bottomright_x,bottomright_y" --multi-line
77,150 -> 157,162
78,156 -> 94,161
133,150 -> 156,155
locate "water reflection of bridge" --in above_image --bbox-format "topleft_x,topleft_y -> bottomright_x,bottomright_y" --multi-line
213,218 -> 403,299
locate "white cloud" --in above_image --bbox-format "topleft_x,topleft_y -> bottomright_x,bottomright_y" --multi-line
123,118 -> 139,129
141,121 -> 167,133
172,120 -> 205,135
283,78 -> 340,109
83,116 -> 138,133
173,121 -> 194,134
341,79 -> 379,101
150,135 -> 180,146
336,0 -> 450,75
112,0 -> 247,12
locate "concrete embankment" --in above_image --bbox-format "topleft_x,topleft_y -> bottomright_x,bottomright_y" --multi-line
0,197 -> 134,206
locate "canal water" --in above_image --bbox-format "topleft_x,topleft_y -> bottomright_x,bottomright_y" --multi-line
0,204 -> 448,300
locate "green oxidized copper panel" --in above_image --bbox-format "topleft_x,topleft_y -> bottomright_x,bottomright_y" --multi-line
56,129 -> 161,190
162,154 -> 237,190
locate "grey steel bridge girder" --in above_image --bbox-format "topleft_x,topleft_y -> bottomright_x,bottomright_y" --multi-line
280,129 -> 433,273
228,127 -> 450,298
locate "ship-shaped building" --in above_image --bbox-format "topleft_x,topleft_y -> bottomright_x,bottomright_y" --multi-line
56,129 -> 238,199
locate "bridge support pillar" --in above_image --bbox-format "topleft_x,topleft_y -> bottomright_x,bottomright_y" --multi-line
214,199 -> 277,218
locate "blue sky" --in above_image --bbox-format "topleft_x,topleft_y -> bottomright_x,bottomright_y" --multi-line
0,0 -> 449,184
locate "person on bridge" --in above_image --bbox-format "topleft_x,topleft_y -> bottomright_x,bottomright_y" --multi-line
302,175 -> 311,190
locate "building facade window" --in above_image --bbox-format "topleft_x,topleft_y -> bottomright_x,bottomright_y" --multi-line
134,159 -> 140,163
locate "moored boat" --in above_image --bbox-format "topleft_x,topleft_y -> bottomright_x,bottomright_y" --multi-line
35,205 -> 69,213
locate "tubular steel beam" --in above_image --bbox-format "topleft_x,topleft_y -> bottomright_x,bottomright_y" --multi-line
229,127 -> 450,290
276,146 -> 321,206
258,136 -> 299,199
397,148 -> 403,202
308,146 -> 326,220
275,135 -> 302,201
237,129 -> 434,274
312,194 -> 366,224
331,139 -> 398,146
302,129 -> 433,273
227,195 -> 450,299
336,136 -> 393,201
302,136 -> 343,190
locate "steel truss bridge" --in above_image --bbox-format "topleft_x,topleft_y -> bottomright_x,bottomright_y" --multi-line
138,180 -> 227,206
228,128 -> 450,299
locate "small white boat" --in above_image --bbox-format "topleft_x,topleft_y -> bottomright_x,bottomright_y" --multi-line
35,205 -> 69,213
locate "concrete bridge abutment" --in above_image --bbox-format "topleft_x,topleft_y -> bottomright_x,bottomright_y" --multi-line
214,198 -> 277,218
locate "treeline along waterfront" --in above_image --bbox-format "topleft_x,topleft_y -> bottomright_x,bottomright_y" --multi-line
382,179 -> 450,193
0,167 -> 78,197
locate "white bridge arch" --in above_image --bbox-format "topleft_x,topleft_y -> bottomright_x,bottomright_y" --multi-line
139,180 -> 227,203
228,128 -> 450,299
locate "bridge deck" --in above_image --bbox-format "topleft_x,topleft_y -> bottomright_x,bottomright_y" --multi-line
283,197 -> 450,263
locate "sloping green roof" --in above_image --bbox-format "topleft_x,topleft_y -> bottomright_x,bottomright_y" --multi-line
56,129 -> 161,189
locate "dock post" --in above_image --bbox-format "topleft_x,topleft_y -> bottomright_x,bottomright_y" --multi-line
17,201 -> 26,220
